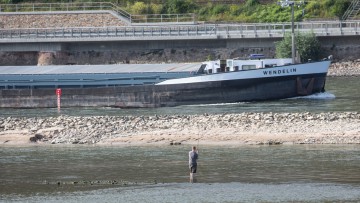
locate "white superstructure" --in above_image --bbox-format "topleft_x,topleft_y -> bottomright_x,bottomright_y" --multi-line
202,58 -> 293,74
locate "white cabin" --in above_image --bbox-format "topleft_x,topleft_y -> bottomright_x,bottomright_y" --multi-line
200,58 -> 292,74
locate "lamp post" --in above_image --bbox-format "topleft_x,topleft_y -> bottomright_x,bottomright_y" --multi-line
279,0 -> 298,64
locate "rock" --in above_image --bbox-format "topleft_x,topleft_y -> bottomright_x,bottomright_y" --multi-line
29,137 -> 37,142
34,133 -> 44,140
1,111 -> 359,145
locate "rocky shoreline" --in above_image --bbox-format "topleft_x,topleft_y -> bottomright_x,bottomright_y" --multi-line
328,60 -> 360,77
1,112 -> 359,146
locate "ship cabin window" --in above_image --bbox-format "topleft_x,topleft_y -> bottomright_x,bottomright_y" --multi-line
265,64 -> 277,68
242,65 -> 256,70
234,66 -> 239,71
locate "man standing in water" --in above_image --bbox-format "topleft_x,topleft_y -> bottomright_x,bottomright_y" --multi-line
189,146 -> 199,183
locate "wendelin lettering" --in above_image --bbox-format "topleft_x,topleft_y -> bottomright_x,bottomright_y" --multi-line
263,68 -> 297,75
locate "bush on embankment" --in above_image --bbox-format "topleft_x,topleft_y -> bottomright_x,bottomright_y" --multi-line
275,32 -> 321,63
3,0 -> 352,23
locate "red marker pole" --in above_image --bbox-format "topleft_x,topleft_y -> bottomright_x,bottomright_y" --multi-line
56,88 -> 62,113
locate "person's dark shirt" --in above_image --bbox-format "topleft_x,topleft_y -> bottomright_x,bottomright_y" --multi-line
189,151 -> 198,167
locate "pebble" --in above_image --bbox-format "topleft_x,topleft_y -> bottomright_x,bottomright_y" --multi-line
1,112 -> 359,145
328,60 -> 360,77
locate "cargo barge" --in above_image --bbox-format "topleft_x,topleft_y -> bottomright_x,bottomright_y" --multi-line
0,56 -> 331,108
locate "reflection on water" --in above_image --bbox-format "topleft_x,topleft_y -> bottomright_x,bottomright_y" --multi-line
7,183 -> 360,203
0,145 -> 359,202
0,77 -> 359,118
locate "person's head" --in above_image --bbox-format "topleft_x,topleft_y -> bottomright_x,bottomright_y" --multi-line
192,146 -> 197,151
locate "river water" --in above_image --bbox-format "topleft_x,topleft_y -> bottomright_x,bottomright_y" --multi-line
0,76 -> 360,202
0,145 -> 360,202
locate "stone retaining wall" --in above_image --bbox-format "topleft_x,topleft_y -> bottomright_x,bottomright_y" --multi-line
0,13 -> 126,28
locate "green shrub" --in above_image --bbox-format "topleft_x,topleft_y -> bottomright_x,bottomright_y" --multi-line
211,4 -> 228,15
276,32 -> 321,62
245,0 -> 259,8
324,0 -> 335,8
4,0 -> 353,23
150,3 -> 162,14
131,2 -> 147,14
229,5 -> 241,16
333,0 -> 351,19
164,0 -> 197,14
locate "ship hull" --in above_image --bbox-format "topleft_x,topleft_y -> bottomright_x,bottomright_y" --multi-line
0,61 -> 330,108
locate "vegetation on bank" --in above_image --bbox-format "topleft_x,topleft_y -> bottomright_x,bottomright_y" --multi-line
275,32 -> 321,62
1,0 -> 352,22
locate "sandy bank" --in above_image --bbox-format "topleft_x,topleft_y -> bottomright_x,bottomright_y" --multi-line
1,112 -> 359,146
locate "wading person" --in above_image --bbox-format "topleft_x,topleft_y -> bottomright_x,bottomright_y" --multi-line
189,146 -> 199,183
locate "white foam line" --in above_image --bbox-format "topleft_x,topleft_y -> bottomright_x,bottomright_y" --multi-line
290,92 -> 336,100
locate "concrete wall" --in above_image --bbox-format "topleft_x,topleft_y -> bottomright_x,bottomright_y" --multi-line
318,36 -> 360,61
0,36 -> 359,66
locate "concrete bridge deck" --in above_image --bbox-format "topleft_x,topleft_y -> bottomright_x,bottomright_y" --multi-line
0,21 -> 359,44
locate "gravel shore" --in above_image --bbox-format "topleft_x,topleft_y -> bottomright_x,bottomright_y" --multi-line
328,60 -> 360,76
1,112 -> 359,146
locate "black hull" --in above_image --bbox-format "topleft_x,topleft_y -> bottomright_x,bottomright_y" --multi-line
0,73 -> 327,108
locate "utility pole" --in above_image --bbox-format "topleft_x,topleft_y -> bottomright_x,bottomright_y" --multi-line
279,0 -> 304,64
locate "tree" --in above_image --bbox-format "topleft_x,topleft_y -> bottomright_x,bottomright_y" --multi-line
245,0 -> 259,8
333,0 -> 351,19
275,32 -> 321,62
164,0 -> 197,14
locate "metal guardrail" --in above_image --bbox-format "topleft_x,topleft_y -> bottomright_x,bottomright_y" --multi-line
0,2 -> 132,23
0,2 -> 113,12
0,21 -> 359,42
342,0 -> 360,20
130,14 -> 196,24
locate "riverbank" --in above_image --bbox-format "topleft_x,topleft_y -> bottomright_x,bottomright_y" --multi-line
328,60 -> 360,76
1,112 -> 359,146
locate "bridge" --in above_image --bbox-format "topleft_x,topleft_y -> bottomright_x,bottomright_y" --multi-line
0,2 -> 359,63
0,21 -> 359,43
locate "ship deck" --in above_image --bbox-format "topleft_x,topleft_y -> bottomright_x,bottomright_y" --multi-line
0,63 -> 201,89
